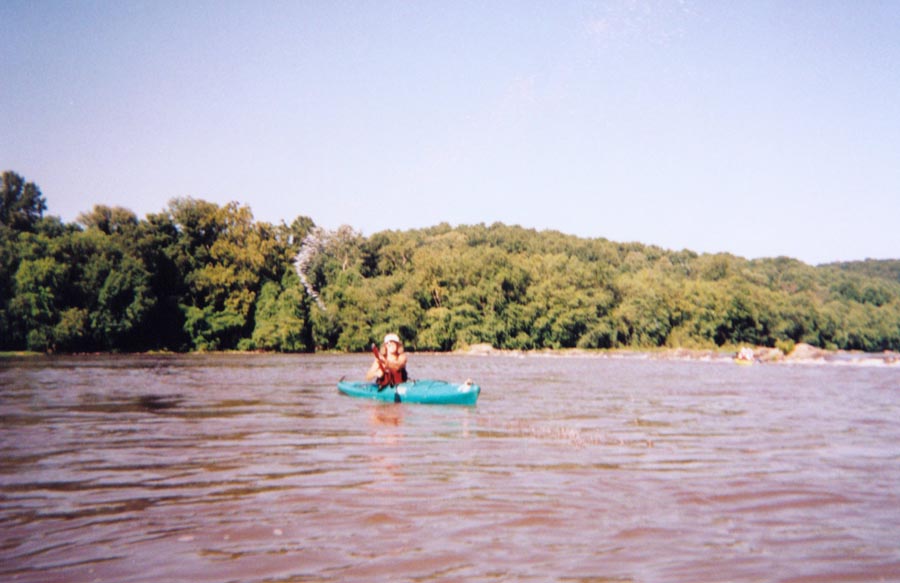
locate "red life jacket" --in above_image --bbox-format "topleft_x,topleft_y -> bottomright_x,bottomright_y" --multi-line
377,368 -> 406,388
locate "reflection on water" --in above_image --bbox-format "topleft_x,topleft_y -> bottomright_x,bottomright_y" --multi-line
1,353 -> 899,582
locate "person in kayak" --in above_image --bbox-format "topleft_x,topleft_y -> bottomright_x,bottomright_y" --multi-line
366,333 -> 409,387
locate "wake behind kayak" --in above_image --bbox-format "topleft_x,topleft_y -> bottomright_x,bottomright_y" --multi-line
337,379 -> 481,406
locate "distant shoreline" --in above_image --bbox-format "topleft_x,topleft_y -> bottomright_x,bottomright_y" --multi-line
3,343 -> 899,367
452,343 -> 900,367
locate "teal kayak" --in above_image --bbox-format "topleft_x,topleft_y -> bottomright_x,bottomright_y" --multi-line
337,379 -> 481,406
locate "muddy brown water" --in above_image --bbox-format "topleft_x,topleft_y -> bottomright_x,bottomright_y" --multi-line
1,353 -> 898,582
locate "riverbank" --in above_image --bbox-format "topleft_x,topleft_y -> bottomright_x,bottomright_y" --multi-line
3,344 -> 898,367
456,343 -> 900,366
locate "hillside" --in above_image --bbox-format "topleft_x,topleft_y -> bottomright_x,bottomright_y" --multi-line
3,170 -> 899,353
826,259 -> 900,285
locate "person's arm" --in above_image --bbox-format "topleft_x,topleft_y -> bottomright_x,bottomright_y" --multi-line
386,352 -> 408,371
365,358 -> 383,381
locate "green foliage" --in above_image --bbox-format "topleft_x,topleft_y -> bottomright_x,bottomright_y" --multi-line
77,205 -> 139,235
54,308 -> 89,352
251,271 -> 313,352
827,259 -> 900,285
3,170 -> 900,354
775,338 -> 796,355
1,171 -> 47,232
11,257 -> 65,351
168,199 -> 290,350
91,256 -> 155,348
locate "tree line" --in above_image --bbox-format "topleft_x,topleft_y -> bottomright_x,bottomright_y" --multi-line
3,170 -> 899,354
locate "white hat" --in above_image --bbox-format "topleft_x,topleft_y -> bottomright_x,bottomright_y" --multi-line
383,333 -> 401,344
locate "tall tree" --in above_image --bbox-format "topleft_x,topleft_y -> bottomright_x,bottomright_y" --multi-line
1,171 -> 47,232
77,205 -> 139,236
168,198 -> 287,350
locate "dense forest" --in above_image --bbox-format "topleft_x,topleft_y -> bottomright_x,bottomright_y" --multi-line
3,170 -> 900,354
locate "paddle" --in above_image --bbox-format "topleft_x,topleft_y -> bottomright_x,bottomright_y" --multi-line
371,343 -> 402,390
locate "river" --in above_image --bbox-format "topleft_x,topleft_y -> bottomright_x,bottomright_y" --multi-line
1,353 -> 898,582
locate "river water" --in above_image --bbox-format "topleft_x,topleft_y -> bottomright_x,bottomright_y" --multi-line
1,353 -> 898,583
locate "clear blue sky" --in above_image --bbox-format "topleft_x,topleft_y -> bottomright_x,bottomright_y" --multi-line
3,1 -> 898,265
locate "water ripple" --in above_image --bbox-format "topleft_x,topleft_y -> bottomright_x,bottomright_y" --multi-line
1,354 -> 899,582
